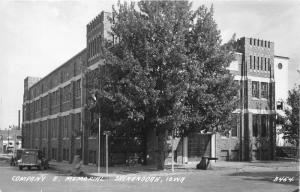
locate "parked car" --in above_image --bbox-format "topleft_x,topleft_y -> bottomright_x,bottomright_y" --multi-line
18,149 -> 49,170
10,149 -> 24,166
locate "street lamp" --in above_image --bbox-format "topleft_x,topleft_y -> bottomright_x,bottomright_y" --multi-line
90,93 -> 101,174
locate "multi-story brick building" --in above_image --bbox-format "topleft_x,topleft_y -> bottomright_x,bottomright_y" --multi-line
22,12 -> 112,164
22,11 -> 287,165
172,37 -> 283,163
216,37 -> 277,161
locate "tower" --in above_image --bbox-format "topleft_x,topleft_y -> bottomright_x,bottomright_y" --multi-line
236,37 -> 276,160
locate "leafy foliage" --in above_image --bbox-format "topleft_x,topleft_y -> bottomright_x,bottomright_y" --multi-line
86,1 -> 239,167
282,85 -> 300,146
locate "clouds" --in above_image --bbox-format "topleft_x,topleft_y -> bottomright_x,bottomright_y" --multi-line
211,1 -> 300,87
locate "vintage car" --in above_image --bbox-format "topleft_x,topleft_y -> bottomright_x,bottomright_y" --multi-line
18,149 -> 49,170
10,149 -> 24,166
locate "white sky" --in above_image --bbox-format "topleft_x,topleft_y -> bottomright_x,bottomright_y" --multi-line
0,0 -> 299,129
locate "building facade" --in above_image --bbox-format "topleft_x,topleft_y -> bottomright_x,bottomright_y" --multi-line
216,37 -> 277,161
274,55 -> 290,146
22,11 -> 287,165
172,37 -> 281,163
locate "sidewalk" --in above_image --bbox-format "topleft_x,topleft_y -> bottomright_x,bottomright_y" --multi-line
49,159 -> 299,178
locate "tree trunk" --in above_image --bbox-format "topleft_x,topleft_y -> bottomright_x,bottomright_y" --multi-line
156,129 -> 167,170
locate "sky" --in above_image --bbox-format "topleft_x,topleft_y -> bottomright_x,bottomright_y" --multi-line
0,0 -> 299,130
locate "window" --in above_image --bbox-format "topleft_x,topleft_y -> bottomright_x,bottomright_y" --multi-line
268,42 -> 270,48
75,79 -> 81,98
65,116 -> 69,137
250,38 -> 252,45
253,56 -> 256,69
74,113 -> 81,137
63,148 -> 69,161
252,115 -> 259,137
257,39 -> 260,46
278,63 -> 283,69
252,81 -> 259,98
254,39 -> 256,46
231,114 -> 238,137
56,91 -> 60,105
89,150 -> 96,164
61,117 -> 65,137
261,57 -> 264,70
63,86 -> 70,102
277,101 -> 283,110
264,41 -> 267,47
261,115 -> 267,137
261,82 -> 268,98
51,118 -> 58,138
268,58 -> 271,71
264,58 -> 267,71
52,148 -> 57,160
261,40 -> 263,47
62,116 -> 69,138
250,55 -> 252,69
257,56 -> 260,70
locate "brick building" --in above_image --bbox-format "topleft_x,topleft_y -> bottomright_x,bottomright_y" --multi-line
22,11 -> 287,165
22,12 -> 112,164
170,37 -> 283,163
216,37 -> 277,161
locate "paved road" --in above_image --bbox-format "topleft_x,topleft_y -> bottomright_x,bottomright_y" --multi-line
0,160 -> 298,192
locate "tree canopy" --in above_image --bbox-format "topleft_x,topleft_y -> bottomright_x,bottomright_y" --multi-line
281,85 -> 300,147
86,0 -> 239,168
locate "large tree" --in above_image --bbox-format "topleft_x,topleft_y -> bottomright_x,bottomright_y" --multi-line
86,1 -> 238,169
281,85 -> 300,155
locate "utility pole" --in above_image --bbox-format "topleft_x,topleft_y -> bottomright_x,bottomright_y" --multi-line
7,126 -> 10,153
98,116 -> 101,173
171,129 -> 174,173
103,131 -> 111,176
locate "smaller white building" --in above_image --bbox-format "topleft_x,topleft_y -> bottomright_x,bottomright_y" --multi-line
274,55 -> 290,146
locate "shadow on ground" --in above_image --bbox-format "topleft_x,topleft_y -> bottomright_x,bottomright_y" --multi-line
227,171 -> 299,186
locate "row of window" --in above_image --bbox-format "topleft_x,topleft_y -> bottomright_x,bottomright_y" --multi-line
252,81 -> 269,99
226,114 -> 270,138
28,113 -> 81,140
27,80 -> 81,116
249,38 -> 271,48
40,147 -> 73,161
28,61 -> 83,100
88,35 -> 102,59
249,55 -> 271,71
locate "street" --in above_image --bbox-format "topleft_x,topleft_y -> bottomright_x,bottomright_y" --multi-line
0,159 -> 298,192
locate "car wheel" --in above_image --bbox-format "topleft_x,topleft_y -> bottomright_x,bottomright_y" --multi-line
27,166 -> 31,170
19,166 -> 23,170
37,165 -> 41,170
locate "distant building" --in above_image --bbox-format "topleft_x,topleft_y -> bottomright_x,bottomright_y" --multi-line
0,128 -> 22,153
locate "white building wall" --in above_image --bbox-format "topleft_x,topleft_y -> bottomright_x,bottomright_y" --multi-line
274,56 -> 289,103
274,56 -> 289,146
